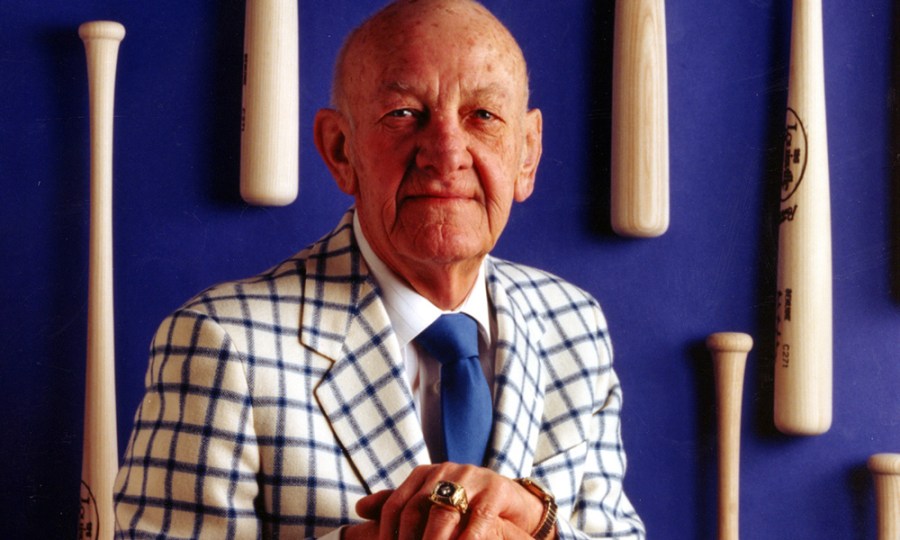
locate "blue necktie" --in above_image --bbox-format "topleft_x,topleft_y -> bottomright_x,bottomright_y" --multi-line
416,313 -> 493,465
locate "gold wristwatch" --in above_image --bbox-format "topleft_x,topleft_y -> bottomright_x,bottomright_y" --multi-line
515,477 -> 558,540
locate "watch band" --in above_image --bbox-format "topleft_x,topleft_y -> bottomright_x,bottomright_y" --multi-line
515,477 -> 558,540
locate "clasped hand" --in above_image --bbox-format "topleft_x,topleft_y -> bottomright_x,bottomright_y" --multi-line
343,463 -> 548,540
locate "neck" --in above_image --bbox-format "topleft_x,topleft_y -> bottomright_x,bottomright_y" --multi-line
398,258 -> 483,310
353,214 -> 488,310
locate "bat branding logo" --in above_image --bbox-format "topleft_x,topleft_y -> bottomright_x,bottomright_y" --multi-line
781,107 -> 808,203
78,480 -> 100,539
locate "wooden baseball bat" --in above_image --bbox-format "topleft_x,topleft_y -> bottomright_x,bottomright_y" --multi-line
707,332 -> 753,540
610,0 -> 669,238
78,20 -> 124,540
869,453 -> 900,540
240,0 -> 299,206
773,0 -> 832,436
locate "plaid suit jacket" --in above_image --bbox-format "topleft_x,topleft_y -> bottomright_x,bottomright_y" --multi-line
114,210 -> 645,539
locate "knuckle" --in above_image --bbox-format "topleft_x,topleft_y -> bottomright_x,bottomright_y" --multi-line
435,462 -> 459,475
411,463 -> 436,481
469,503 -> 499,523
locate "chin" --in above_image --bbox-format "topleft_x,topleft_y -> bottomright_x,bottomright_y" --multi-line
408,234 -> 489,265
393,207 -> 493,259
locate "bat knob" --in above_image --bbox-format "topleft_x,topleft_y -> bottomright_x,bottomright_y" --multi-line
869,454 -> 900,475
869,453 -> 900,540
78,21 -> 126,42
706,332 -> 753,354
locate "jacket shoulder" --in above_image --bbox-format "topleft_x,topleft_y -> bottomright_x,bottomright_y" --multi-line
177,212 -> 357,320
488,257 -> 603,319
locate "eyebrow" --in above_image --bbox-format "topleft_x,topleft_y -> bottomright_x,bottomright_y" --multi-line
379,81 -> 514,103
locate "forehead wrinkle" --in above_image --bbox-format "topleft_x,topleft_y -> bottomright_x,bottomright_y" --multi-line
380,79 -> 509,97
382,80 -> 413,95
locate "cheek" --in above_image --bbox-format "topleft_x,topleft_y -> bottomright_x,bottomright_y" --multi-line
352,132 -> 394,182
358,128 -> 418,172
475,139 -> 528,239
350,133 -> 410,225
476,142 -> 522,204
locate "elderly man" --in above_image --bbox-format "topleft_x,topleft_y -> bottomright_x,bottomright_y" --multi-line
114,1 -> 645,538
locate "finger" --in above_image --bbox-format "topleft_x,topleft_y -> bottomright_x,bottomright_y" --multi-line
356,489 -> 393,520
394,495 -> 432,540
420,502 -> 465,540
380,465 -> 435,540
341,520 -> 381,540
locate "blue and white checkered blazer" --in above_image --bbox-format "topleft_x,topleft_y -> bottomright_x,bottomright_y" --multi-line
114,209 -> 645,539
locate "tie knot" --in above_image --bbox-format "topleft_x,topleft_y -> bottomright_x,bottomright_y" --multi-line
416,313 -> 479,364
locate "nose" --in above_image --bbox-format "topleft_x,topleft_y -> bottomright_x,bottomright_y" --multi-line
415,113 -> 472,175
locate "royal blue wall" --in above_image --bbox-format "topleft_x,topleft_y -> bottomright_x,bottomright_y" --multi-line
2,1 -> 899,538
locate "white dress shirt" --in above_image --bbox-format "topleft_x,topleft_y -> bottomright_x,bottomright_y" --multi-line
353,214 -> 497,463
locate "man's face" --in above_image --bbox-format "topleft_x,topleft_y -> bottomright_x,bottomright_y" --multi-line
332,4 -> 542,281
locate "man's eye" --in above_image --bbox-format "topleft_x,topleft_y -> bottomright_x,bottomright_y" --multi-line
387,109 -> 416,118
473,109 -> 496,121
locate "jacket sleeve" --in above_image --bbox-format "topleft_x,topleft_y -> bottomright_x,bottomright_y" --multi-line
556,371 -> 646,539
113,309 -> 263,539
536,302 -> 646,540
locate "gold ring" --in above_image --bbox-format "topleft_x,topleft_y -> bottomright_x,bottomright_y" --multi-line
428,481 -> 469,514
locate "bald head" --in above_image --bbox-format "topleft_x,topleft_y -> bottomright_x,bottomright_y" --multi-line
331,0 -> 530,116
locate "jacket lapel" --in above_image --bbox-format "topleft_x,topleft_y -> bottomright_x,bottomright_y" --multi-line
484,259 -> 547,479
300,213 -> 430,494
297,216 -> 548,490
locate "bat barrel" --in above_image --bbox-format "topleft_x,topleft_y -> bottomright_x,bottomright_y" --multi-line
773,0 -> 832,437
611,0 -> 669,237
240,0 -> 299,206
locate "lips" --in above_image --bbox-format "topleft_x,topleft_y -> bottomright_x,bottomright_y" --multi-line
400,194 -> 476,211
406,193 -> 470,200
397,176 -> 480,206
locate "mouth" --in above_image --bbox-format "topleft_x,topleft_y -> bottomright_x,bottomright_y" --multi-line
406,193 -> 469,201
398,175 -> 481,208
401,190 -> 476,205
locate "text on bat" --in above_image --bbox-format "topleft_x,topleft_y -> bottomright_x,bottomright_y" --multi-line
780,204 -> 798,223
784,288 -> 793,321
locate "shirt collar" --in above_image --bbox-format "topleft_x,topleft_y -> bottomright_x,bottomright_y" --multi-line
353,211 -> 491,349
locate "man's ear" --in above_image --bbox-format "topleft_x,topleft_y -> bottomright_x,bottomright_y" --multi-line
314,108 -> 358,195
514,108 -> 543,202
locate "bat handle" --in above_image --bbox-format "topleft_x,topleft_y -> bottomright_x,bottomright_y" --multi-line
79,20 -> 124,540
869,453 -> 900,540
707,332 -> 753,540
